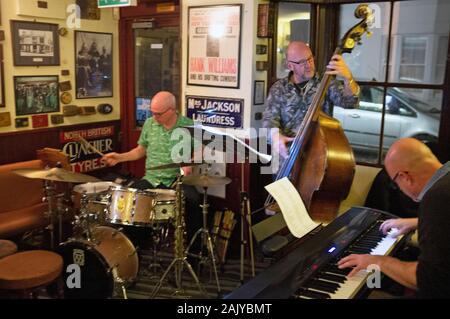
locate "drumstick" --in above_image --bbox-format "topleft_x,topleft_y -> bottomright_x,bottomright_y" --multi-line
77,135 -> 105,156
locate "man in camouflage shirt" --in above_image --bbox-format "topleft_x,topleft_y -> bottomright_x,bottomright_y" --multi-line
263,41 -> 360,173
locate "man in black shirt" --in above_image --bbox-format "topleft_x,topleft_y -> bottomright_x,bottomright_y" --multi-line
338,138 -> 450,298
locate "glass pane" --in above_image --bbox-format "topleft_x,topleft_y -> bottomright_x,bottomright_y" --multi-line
382,87 -> 442,161
276,2 -> 311,79
134,26 -> 180,127
389,0 -> 450,84
339,3 -> 391,82
332,85 -> 384,164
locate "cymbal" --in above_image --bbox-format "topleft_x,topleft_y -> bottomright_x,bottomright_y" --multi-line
148,162 -> 205,170
13,167 -> 101,183
183,174 -> 232,187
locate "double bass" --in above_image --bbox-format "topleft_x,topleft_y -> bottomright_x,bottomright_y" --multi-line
266,4 -> 375,223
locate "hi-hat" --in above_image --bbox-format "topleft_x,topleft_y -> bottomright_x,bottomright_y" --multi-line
13,167 -> 101,183
183,174 -> 232,187
148,162 -> 205,170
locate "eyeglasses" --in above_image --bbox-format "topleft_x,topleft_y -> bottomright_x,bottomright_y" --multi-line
288,55 -> 314,67
152,108 -> 171,116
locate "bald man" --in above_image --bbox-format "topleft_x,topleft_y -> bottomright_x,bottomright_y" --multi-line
338,138 -> 450,298
103,91 -> 202,258
262,41 -> 360,171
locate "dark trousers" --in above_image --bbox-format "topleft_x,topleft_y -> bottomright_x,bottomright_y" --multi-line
129,179 -> 202,254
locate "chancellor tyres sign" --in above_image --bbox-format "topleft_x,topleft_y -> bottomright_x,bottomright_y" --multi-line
186,95 -> 244,129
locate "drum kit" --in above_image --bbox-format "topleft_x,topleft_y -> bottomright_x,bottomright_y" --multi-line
13,162 -> 232,299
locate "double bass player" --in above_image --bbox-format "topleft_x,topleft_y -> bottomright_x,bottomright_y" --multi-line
262,41 -> 360,173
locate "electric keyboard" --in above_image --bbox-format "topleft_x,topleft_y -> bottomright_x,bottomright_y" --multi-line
226,206 -> 410,299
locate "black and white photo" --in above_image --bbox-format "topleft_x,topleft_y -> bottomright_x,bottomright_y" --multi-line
10,20 -> 60,66
75,31 -> 113,99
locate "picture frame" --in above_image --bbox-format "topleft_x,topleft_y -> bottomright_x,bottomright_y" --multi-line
0,45 -> 5,108
10,20 -> 60,66
254,80 -> 265,105
75,31 -> 113,99
14,75 -> 60,116
187,4 -> 242,88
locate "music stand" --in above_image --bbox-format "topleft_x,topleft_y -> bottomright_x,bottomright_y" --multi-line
183,124 -> 271,284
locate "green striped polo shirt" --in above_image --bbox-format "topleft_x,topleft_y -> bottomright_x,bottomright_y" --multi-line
138,114 -> 194,187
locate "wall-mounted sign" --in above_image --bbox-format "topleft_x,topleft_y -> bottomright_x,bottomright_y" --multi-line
60,125 -> 115,172
187,5 -> 242,88
97,0 -> 137,8
32,114 -> 49,128
186,95 -> 243,129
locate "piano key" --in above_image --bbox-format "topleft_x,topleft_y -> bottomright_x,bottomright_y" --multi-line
329,228 -> 403,299
296,288 -> 331,299
317,273 -> 347,284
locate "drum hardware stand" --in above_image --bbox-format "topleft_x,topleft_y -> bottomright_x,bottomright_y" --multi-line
239,161 -> 255,285
145,224 -> 166,278
185,185 -> 221,296
150,176 -> 208,299
43,181 -> 66,250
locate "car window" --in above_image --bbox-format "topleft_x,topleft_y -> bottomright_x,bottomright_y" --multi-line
386,94 -> 416,117
359,87 -> 384,113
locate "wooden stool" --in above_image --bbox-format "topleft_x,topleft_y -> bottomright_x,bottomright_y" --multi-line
0,250 -> 63,298
0,240 -> 18,259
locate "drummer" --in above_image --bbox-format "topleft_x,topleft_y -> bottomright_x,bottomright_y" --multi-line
102,91 -> 202,258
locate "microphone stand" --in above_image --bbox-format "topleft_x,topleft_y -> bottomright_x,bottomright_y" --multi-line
239,159 -> 255,285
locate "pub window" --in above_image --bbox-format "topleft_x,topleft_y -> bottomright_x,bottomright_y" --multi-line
275,2 -> 311,79
336,0 -> 449,165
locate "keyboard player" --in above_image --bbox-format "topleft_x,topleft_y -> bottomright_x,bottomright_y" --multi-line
338,138 -> 450,299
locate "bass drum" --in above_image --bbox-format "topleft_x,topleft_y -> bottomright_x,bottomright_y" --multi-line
58,226 -> 139,299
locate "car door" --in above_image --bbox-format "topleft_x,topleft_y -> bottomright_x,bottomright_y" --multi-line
333,86 -> 383,149
382,91 -> 416,149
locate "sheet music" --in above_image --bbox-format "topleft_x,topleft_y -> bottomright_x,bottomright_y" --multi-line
265,177 -> 319,238
187,124 -> 272,162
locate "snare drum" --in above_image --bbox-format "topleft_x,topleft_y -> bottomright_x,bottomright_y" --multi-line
58,226 -> 139,299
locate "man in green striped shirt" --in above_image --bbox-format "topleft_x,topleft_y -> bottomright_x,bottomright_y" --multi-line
103,91 -> 201,255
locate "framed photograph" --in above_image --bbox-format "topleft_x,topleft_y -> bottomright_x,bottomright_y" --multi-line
14,75 -> 60,116
254,81 -> 265,105
187,4 -> 242,88
10,20 -> 60,66
0,45 -> 5,108
76,0 -> 101,20
75,31 -> 113,99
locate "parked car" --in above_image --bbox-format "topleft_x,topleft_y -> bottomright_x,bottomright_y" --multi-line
333,86 -> 440,150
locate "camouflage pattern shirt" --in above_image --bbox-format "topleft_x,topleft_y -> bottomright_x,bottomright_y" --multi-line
262,72 -> 359,137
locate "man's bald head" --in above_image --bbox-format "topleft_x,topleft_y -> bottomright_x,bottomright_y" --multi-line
151,91 -> 176,111
385,138 -> 442,201
286,41 -> 312,60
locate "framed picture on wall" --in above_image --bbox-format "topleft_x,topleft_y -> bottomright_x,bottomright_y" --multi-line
253,80 -> 265,105
75,31 -> 113,99
187,4 -> 242,88
0,45 -> 5,108
10,20 -> 60,66
14,75 -> 60,116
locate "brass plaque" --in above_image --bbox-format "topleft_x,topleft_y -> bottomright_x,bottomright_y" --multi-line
0,112 -> 11,127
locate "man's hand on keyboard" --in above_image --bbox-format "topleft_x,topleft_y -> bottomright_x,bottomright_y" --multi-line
337,254 -> 383,278
379,218 -> 418,237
